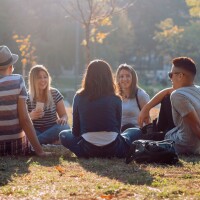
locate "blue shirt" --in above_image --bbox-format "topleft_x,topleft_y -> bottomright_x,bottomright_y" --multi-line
72,94 -> 122,136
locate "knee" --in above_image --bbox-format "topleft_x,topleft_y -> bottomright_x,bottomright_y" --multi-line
122,128 -> 142,141
59,129 -> 70,138
55,124 -> 70,132
123,127 -> 142,135
130,128 -> 142,138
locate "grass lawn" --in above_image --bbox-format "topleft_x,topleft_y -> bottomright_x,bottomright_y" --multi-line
1,108 -> 200,199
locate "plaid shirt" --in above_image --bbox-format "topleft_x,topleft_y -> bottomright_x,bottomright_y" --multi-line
0,136 -> 31,156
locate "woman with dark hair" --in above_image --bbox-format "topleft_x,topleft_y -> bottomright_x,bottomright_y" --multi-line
116,64 -> 150,132
60,59 -> 140,158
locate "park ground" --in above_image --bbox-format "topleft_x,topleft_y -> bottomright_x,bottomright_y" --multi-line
1,108 -> 200,200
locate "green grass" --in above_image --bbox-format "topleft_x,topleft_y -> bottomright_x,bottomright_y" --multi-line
1,147 -> 200,200
1,106 -> 199,199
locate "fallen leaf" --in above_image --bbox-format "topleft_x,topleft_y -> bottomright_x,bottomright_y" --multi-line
55,165 -> 65,175
100,194 -> 114,199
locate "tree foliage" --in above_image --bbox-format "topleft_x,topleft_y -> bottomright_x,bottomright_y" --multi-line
1,0 -> 200,80
57,0 -> 132,64
154,18 -> 184,57
186,0 -> 200,17
13,34 -> 37,77
154,0 -> 200,68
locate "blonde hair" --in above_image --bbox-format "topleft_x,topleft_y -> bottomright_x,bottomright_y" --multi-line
28,65 -> 53,108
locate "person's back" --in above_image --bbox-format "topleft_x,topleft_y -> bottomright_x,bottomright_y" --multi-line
72,94 -> 121,136
0,45 -> 49,156
0,74 -> 28,155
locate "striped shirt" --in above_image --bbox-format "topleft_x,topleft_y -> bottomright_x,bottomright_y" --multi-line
0,74 -> 27,140
0,74 -> 29,155
27,88 -> 63,132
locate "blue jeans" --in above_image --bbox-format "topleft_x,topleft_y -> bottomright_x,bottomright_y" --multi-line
36,124 -> 70,144
59,128 -> 142,158
121,127 -> 143,144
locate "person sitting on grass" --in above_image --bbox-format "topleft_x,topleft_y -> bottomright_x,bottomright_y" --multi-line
27,65 -> 70,145
59,59 -> 141,158
138,57 -> 200,154
0,45 -> 50,156
115,64 -> 150,132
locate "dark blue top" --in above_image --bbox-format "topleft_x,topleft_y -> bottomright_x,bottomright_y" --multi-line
72,93 -> 122,136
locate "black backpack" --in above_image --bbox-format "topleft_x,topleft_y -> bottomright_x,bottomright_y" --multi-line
125,139 -> 179,164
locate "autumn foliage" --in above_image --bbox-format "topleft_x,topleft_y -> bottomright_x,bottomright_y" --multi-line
12,34 -> 37,77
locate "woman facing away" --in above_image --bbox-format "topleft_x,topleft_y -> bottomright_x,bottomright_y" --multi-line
59,59 -> 141,158
116,64 -> 150,132
27,65 -> 70,145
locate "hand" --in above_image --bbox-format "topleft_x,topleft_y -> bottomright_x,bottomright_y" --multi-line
56,116 -> 68,125
138,107 -> 151,128
30,109 -> 44,120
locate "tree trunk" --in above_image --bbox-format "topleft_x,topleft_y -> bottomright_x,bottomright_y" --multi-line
85,25 -> 90,65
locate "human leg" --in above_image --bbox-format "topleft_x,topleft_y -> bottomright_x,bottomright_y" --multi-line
121,128 -> 143,145
59,130 -> 85,157
121,127 -> 165,143
157,94 -> 175,132
37,124 -> 70,144
112,129 -> 143,158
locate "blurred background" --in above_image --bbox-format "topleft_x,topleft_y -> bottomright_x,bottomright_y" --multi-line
1,0 -> 200,103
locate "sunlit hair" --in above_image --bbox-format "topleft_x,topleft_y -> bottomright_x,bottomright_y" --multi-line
172,57 -> 196,76
28,65 -> 53,108
116,64 -> 139,99
78,59 -> 118,100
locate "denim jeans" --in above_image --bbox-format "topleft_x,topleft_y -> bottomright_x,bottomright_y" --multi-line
59,128 -> 142,158
36,124 -> 70,144
126,127 -> 167,141
121,128 -> 143,144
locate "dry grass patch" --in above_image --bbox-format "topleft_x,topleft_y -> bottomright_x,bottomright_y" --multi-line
1,147 -> 200,199
1,106 -> 200,199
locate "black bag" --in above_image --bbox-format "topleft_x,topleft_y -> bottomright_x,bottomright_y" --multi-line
141,119 -> 157,134
125,139 -> 179,164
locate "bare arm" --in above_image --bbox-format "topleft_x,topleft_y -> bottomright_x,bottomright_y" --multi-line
18,98 -> 47,156
138,87 -> 174,127
56,99 -> 68,125
183,111 -> 200,139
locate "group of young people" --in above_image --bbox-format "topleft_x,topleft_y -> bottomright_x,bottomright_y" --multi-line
1,45 -> 200,158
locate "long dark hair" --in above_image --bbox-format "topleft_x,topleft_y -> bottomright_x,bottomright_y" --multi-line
78,59 -> 117,100
116,64 -> 138,99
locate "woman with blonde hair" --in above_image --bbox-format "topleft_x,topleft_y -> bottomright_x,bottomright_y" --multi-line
27,65 -> 70,144
60,59 -> 140,158
116,64 -> 150,132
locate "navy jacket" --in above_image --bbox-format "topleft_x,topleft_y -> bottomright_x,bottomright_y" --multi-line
72,94 -> 122,136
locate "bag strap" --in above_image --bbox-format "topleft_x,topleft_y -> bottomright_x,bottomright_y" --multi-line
135,88 -> 141,111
